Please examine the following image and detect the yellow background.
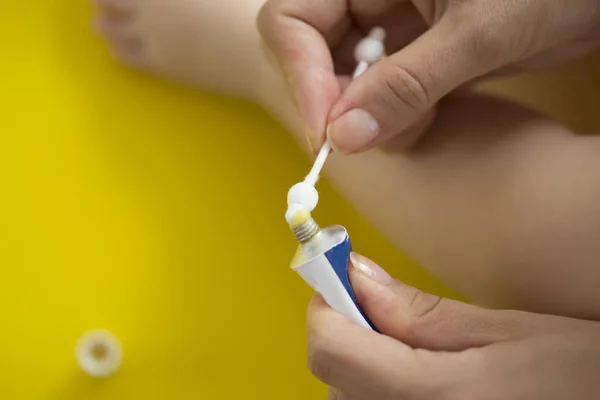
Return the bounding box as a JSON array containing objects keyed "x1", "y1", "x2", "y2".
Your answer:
[{"x1": 0, "y1": 1, "x2": 456, "y2": 399}]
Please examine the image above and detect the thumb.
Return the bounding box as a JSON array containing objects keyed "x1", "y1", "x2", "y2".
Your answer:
[
  {"x1": 349, "y1": 253, "x2": 589, "y2": 350},
  {"x1": 327, "y1": 15, "x2": 493, "y2": 153}
]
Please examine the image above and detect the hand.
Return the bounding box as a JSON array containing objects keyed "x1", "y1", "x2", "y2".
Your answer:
[
  {"x1": 258, "y1": 0, "x2": 600, "y2": 153},
  {"x1": 307, "y1": 253, "x2": 600, "y2": 399}
]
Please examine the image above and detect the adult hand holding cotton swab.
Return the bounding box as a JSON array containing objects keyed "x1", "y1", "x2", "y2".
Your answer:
[{"x1": 285, "y1": 28, "x2": 386, "y2": 224}]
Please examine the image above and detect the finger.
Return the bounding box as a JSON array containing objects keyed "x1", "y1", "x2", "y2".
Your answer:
[
  {"x1": 327, "y1": 9, "x2": 504, "y2": 153},
  {"x1": 349, "y1": 253, "x2": 594, "y2": 351},
  {"x1": 91, "y1": 0, "x2": 136, "y2": 22},
  {"x1": 307, "y1": 295, "x2": 472, "y2": 399},
  {"x1": 328, "y1": 387, "x2": 360, "y2": 400},
  {"x1": 328, "y1": 387, "x2": 340, "y2": 400},
  {"x1": 332, "y1": 2, "x2": 427, "y2": 69},
  {"x1": 257, "y1": 0, "x2": 350, "y2": 149}
]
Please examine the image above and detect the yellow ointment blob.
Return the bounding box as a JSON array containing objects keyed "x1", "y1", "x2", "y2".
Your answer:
[
  {"x1": 289, "y1": 210, "x2": 312, "y2": 267},
  {"x1": 290, "y1": 209, "x2": 311, "y2": 229},
  {"x1": 290, "y1": 248, "x2": 305, "y2": 267}
]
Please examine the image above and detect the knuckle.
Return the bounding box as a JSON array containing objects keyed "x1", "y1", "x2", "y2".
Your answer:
[
  {"x1": 401, "y1": 286, "x2": 446, "y2": 344},
  {"x1": 256, "y1": 0, "x2": 290, "y2": 42},
  {"x1": 443, "y1": 351, "x2": 492, "y2": 399},
  {"x1": 418, "y1": 348, "x2": 486, "y2": 400},
  {"x1": 307, "y1": 335, "x2": 335, "y2": 384},
  {"x1": 377, "y1": 62, "x2": 431, "y2": 114},
  {"x1": 444, "y1": 4, "x2": 526, "y2": 67},
  {"x1": 256, "y1": 0, "x2": 278, "y2": 36},
  {"x1": 408, "y1": 288, "x2": 444, "y2": 323}
]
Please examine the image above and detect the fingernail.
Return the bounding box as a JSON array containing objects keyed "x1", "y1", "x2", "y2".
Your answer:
[
  {"x1": 325, "y1": 125, "x2": 341, "y2": 153},
  {"x1": 281, "y1": 68, "x2": 303, "y2": 116},
  {"x1": 329, "y1": 109, "x2": 380, "y2": 153},
  {"x1": 304, "y1": 126, "x2": 316, "y2": 154},
  {"x1": 284, "y1": 74, "x2": 319, "y2": 155},
  {"x1": 350, "y1": 253, "x2": 392, "y2": 285}
]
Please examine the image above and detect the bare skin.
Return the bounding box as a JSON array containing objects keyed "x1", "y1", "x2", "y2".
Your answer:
[{"x1": 93, "y1": 0, "x2": 600, "y2": 319}]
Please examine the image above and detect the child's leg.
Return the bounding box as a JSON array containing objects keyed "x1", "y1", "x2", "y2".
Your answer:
[
  {"x1": 94, "y1": 0, "x2": 600, "y2": 319},
  {"x1": 477, "y1": 53, "x2": 600, "y2": 134},
  {"x1": 263, "y1": 70, "x2": 600, "y2": 321},
  {"x1": 93, "y1": 0, "x2": 266, "y2": 99}
]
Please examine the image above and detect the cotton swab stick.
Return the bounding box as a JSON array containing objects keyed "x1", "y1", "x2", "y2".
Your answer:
[{"x1": 285, "y1": 27, "x2": 386, "y2": 223}]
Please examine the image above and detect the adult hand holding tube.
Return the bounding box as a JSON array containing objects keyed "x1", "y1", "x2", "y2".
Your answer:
[{"x1": 309, "y1": 253, "x2": 600, "y2": 400}]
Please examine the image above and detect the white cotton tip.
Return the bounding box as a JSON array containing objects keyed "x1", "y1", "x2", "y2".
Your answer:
[
  {"x1": 355, "y1": 28, "x2": 386, "y2": 64},
  {"x1": 76, "y1": 329, "x2": 123, "y2": 378},
  {"x1": 288, "y1": 181, "x2": 319, "y2": 211},
  {"x1": 286, "y1": 181, "x2": 319, "y2": 224},
  {"x1": 369, "y1": 27, "x2": 386, "y2": 42}
]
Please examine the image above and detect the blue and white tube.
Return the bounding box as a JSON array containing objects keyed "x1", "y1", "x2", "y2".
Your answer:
[{"x1": 290, "y1": 216, "x2": 375, "y2": 330}]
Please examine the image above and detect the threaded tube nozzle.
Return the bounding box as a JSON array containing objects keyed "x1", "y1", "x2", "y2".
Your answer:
[{"x1": 291, "y1": 217, "x2": 321, "y2": 244}]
